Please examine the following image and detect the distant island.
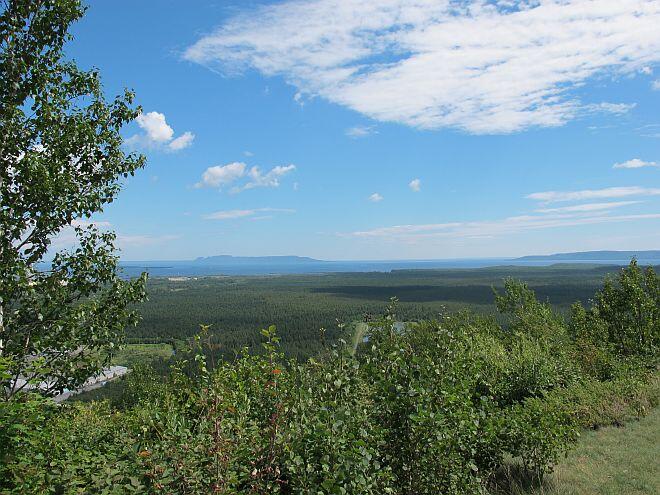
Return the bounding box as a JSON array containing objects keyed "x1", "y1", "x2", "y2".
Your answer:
[
  {"x1": 515, "y1": 250, "x2": 660, "y2": 262},
  {"x1": 176, "y1": 250, "x2": 660, "y2": 266},
  {"x1": 193, "y1": 255, "x2": 322, "y2": 265}
]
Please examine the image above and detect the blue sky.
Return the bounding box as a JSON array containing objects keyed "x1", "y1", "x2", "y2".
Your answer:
[{"x1": 62, "y1": 0, "x2": 660, "y2": 260}]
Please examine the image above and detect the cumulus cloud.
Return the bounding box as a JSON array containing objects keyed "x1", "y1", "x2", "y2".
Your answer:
[
  {"x1": 526, "y1": 186, "x2": 660, "y2": 204},
  {"x1": 653, "y1": 80, "x2": 660, "y2": 90},
  {"x1": 127, "y1": 111, "x2": 194, "y2": 152},
  {"x1": 136, "y1": 112, "x2": 173, "y2": 142},
  {"x1": 613, "y1": 158, "x2": 659, "y2": 169},
  {"x1": 195, "y1": 162, "x2": 247, "y2": 188},
  {"x1": 233, "y1": 164, "x2": 297, "y2": 193},
  {"x1": 203, "y1": 207, "x2": 296, "y2": 220},
  {"x1": 195, "y1": 162, "x2": 296, "y2": 192},
  {"x1": 184, "y1": 0, "x2": 660, "y2": 134},
  {"x1": 369, "y1": 193, "x2": 383, "y2": 202},
  {"x1": 168, "y1": 131, "x2": 195, "y2": 151},
  {"x1": 409, "y1": 178, "x2": 421, "y2": 192}
]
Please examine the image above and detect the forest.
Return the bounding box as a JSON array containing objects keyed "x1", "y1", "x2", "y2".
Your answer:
[
  {"x1": 128, "y1": 264, "x2": 639, "y2": 360},
  {"x1": 2, "y1": 260, "x2": 659, "y2": 494}
]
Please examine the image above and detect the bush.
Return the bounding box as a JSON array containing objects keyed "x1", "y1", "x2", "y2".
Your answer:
[
  {"x1": 545, "y1": 371, "x2": 660, "y2": 429},
  {"x1": 582, "y1": 260, "x2": 659, "y2": 357},
  {"x1": 2, "y1": 261, "x2": 659, "y2": 494},
  {"x1": 501, "y1": 396, "x2": 578, "y2": 473}
]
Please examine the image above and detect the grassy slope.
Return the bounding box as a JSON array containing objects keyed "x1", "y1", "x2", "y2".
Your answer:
[{"x1": 495, "y1": 407, "x2": 660, "y2": 495}]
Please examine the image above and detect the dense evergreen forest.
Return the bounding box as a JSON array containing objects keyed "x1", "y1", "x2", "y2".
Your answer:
[{"x1": 131, "y1": 264, "x2": 639, "y2": 359}]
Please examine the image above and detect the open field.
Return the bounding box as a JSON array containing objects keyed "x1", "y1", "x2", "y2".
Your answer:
[{"x1": 109, "y1": 343, "x2": 174, "y2": 368}]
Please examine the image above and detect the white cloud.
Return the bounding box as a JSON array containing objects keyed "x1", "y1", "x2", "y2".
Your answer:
[
  {"x1": 345, "y1": 212, "x2": 660, "y2": 242},
  {"x1": 70, "y1": 219, "x2": 112, "y2": 229},
  {"x1": 637, "y1": 123, "x2": 660, "y2": 138},
  {"x1": 652, "y1": 79, "x2": 660, "y2": 90},
  {"x1": 168, "y1": 131, "x2": 195, "y2": 151},
  {"x1": 409, "y1": 178, "x2": 421, "y2": 192},
  {"x1": 136, "y1": 112, "x2": 173, "y2": 143},
  {"x1": 51, "y1": 220, "x2": 178, "y2": 251},
  {"x1": 641, "y1": 66, "x2": 653, "y2": 75},
  {"x1": 195, "y1": 162, "x2": 296, "y2": 192},
  {"x1": 293, "y1": 91, "x2": 305, "y2": 105},
  {"x1": 613, "y1": 158, "x2": 659, "y2": 169},
  {"x1": 534, "y1": 201, "x2": 641, "y2": 213},
  {"x1": 231, "y1": 164, "x2": 297, "y2": 193},
  {"x1": 585, "y1": 102, "x2": 636, "y2": 115},
  {"x1": 526, "y1": 186, "x2": 660, "y2": 204},
  {"x1": 128, "y1": 111, "x2": 194, "y2": 152},
  {"x1": 116, "y1": 234, "x2": 180, "y2": 248},
  {"x1": 369, "y1": 193, "x2": 383, "y2": 202},
  {"x1": 184, "y1": 0, "x2": 660, "y2": 134},
  {"x1": 195, "y1": 162, "x2": 247, "y2": 188},
  {"x1": 345, "y1": 125, "x2": 376, "y2": 138},
  {"x1": 203, "y1": 207, "x2": 295, "y2": 220},
  {"x1": 244, "y1": 150, "x2": 254, "y2": 157}
]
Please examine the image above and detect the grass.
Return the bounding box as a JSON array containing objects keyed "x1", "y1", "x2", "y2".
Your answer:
[
  {"x1": 492, "y1": 406, "x2": 660, "y2": 494},
  {"x1": 350, "y1": 321, "x2": 369, "y2": 356},
  {"x1": 109, "y1": 343, "x2": 173, "y2": 369}
]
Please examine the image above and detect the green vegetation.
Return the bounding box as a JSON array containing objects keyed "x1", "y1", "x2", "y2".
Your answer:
[
  {"x1": 109, "y1": 343, "x2": 174, "y2": 369},
  {"x1": 1, "y1": 3, "x2": 659, "y2": 494},
  {"x1": 1, "y1": 261, "x2": 658, "y2": 494},
  {"x1": 0, "y1": 0, "x2": 147, "y2": 400},
  {"x1": 129, "y1": 264, "x2": 633, "y2": 360},
  {"x1": 493, "y1": 405, "x2": 660, "y2": 495},
  {"x1": 68, "y1": 344, "x2": 174, "y2": 404}
]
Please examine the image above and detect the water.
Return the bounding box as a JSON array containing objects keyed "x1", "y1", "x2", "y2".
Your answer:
[{"x1": 115, "y1": 256, "x2": 660, "y2": 278}]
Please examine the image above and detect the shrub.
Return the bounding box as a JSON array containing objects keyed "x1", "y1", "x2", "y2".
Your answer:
[
  {"x1": 500, "y1": 396, "x2": 578, "y2": 473},
  {"x1": 585, "y1": 260, "x2": 659, "y2": 357},
  {"x1": 2, "y1": 261, "x2": 658, "y2": 494},
  {"x1": 545, "y1": 371, "x2": 660, "y2": 429}
]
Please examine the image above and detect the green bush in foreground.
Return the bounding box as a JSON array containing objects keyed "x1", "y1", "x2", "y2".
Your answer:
[{"x1": 1, "y1": 261, "x2": 659, "y2": 494}]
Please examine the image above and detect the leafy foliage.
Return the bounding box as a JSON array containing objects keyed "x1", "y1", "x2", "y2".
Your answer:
[
  {"x1": 2, "y1": 261, "x2": 658, "y2": 494},
  {"x1": 0, "y1": 0, "x2": 147, "y2": 399},
  {"x1": 590, "y1": 260, "x2": 659, "y2": 357}
]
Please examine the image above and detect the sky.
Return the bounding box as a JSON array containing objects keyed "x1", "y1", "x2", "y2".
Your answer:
[{"x1": 61, "y1": 0, "x2": 660, "y2": 261}]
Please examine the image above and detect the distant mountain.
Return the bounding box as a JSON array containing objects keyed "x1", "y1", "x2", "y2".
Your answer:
[
  {"x1": 192, "y1": 255, "x2": 325, "y2": 265},
  {"x1": 516, "y1": 250, "x2": 660, "y2": 262},
  {"x1": 112, "y1": 251, "x2": 660, "y2": 278}
]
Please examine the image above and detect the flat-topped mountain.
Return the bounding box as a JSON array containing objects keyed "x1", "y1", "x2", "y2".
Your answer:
[{"x1": 193, "y1": 255, "x2": 324, "y2": 265}]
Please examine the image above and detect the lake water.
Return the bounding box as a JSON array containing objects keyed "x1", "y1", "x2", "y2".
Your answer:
[{"x1": 115, "y1": 257, "x2": 660, "y2": 278}]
